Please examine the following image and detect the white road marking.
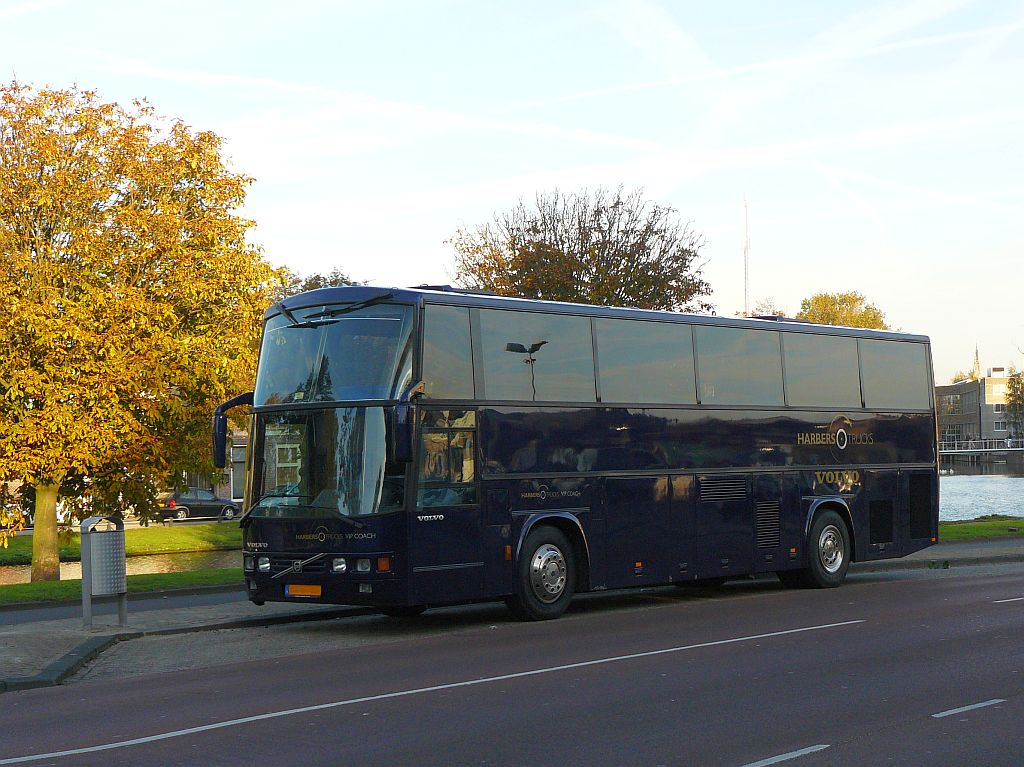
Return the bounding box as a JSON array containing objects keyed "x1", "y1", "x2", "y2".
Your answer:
[
  {"x1": 0, "y1": 619, "x2": 865, "y2": 765},
  {"x1": 931, "y1": 699, "x2": 1006, "y2": 718},
  {"x1": 992, "y1": 597, "x2": 1024, "y2": 603},
  {"x1": 739, "y1": 744, "x2": 830, "y2": 767}
]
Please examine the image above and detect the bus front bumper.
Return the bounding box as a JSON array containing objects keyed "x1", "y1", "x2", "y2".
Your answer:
[{"x1": 245, "y1": 574, "x2": 408, "y2": 607}]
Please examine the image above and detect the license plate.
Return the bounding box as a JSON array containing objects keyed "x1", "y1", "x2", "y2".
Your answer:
[{"x1": 285, "y1": 584, "x2": 322, "y2": 598}]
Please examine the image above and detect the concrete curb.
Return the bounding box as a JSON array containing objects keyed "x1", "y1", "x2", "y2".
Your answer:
[
  {"x1": 851, "y1": 552, "x2": 1024, "y2": 573},
  {"x1": 0, "y1": 634, "x2": 133, "y2": 693}
]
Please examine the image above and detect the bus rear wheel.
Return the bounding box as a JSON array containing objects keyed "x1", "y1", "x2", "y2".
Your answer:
[
  {"x1": 787, "y1": 510, "x2": 850, "y2": 588},
  {"x1": 506, "y1": 526, "x2": 576, "y2": 621}
]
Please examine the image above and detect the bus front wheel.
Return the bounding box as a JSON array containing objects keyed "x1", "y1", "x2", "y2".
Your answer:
[{"x1": 506, "y1": 527, "x2": 576, "y2": 621}]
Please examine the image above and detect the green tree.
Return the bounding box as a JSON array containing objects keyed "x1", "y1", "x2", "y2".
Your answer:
[
  {"x1": 795, "y1": 291, "x2": 888, "y2": 329},
  {"x1": 1007, "y1": 368, "x2": 1024, "y2": 439},
  {"x1": 0, "y1": 82, "x2": 277, "y2": 579},
  {"x1": 451, "y1": 186, "x2": 713, "y2": 312}
]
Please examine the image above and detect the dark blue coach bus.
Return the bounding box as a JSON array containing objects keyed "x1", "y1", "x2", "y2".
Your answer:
[{"x1": 213, "y1": 285, "x2": 938, "y2": 620}]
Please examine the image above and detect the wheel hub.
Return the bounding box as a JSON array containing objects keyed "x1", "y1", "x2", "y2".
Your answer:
[
  {"x1": 529, "y1": 544, "x2": 567, "y2": 603},
  {"x1": 818, "y1": 525, "x2": 844, "y2": 573}
]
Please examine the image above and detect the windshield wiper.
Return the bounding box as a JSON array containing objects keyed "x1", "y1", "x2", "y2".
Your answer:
[
  {"x1": 241, "y1": 502, "x2": 367, "y2": 530},
  {"x1": 271, "y1": 301, "x2": 339, "y2": 329},
  {"x1": 304, "y1": 290, "x2": 396, "y2": 320},
  {"x1": 272, "y1": 300, "x2": 299, "y2": 325}
]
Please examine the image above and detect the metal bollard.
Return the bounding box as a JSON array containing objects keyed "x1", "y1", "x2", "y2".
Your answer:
[{"x1": 81, "y1": 516, "x2": 128, "y2": 629}]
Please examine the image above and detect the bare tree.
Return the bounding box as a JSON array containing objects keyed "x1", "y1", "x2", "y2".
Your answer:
[
  {"x1": 752, "y1": 297, "x2": 786, "y2": 317},
  {"x1": 275, "y1": 267, "x2": 356, "y2": 300},
  {"x1": 452, "y1": 187, "x2": 713, "y2": 312}
]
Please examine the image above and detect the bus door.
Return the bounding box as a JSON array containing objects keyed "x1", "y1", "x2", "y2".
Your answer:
[
  {"x1": 696, "y1": 474, "x2": 754, "y2": 579},
  {"x1": 669, "y1": 476, "x2": 697, "y2": 583},
  {"x1": 604, "y1": 477, "x2": 672, "y2": 588},
  {"x1": 409, "y1": 410, "x2": 483, "y2": 603}
]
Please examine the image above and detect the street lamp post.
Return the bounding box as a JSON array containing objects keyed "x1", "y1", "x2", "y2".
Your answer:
[{"x1": 505, "y1": 341, "x2": 548, "y2": 401}]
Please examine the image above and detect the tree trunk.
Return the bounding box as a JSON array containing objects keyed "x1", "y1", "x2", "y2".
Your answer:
[{"x1": 30, "y1": 483, "x2": 61, "y2": 582}]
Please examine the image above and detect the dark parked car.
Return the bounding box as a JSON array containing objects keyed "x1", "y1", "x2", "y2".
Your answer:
[{"x1": 156, "y1": 488, "x2": 240, "y2": 521}]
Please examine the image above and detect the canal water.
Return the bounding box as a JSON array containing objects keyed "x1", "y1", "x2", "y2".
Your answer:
[
  {"x1": 0, "y1": 549, "x2": 239, "y2": 587},
  {"x1": 939, "y1": 460, "x2": 1024, "y2": 521}
]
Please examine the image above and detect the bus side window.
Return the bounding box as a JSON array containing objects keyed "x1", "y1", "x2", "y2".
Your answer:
[
  {"x1": 420, "y1": 432, "x2": 450, "y2": 482},
  {"x1": 450, "y1": 430, "x2": 475, "y2": 482},
  {"x1": 418, "y1": 411, "x2": 477, "y2": 507},
  {"x1": 422, "y1": 305, "x2": 474, "y2": 399}
]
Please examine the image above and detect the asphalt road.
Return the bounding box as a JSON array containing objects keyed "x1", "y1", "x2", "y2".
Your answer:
[{"x1": 1, "y1": 565, "x2": 1022, "y2": 767}]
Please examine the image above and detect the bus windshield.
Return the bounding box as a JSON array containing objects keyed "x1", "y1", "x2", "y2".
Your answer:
[
  {"x1": 253, "y1": 303, "x2": 413, "y2": 406},
  {"x1": 249, "y1": 407, "x2": 405, "y2": 519}
]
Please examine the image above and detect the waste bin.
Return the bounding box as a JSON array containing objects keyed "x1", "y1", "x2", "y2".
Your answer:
[{"x1": 81, "y1": 516, "x2": 127, "y2": 629}]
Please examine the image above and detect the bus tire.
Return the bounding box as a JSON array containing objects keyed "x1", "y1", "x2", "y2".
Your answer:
[
  {"x1": 380, "y1": 605, "x2": 427, "y2": 618},
  {"x1": 803, "y1": 510, "x2": 850, "y2": 588},
  {"x1": 506, "y1": 526, "x2": 576, "y2": 621}
]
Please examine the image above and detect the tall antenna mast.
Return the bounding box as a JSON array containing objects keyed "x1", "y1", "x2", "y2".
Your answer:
[{"x1": 743, "y1": 195, "x2": 750, "y2": 317}]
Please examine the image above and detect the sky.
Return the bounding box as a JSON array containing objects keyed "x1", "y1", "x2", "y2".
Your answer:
[{"x1": 2, "y1": 0, "x2": 1022, "y2": 382}]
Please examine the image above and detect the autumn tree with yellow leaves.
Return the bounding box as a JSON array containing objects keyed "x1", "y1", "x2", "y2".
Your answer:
[
  {"x1": 0, "y1": 82, "x2": 277, "y2": 580},
  {"x1": 452, "y1": 187, "x2": 713, "y2": 312},
  {"x1": 795, "y1": 291, "x2": 889, "y2": 329}
]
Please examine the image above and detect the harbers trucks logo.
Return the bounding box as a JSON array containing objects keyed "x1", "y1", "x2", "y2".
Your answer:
[
  {"x1": 520, "y1": 484, "x2": 583, "y2": 501},
  {"x1": 797, "y1": 416, "x2": 874, "y2": 460}
]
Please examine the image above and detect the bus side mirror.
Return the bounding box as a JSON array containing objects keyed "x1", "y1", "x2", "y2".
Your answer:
[
  {"x1": 388, "y1": 381, "x2": 423, "y2": 464},
  {"x1": 212, "y1": 413, "x2": 229, "y2": 468},
  {"x1": 389, "y1": 404, "x2": 414, "y2": 464},
  {"x1": 212, "y1": 391, "x2": 254, "y2": 469}
]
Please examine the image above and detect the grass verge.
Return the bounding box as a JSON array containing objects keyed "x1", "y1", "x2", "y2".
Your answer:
[
  {"x1": 0, "y1": 523, "x2": 243, "y2": 566},
  {"x1": 0, "y1": 567, "x2": 243, "y2": 606},
  {"x1": 938, "y1": 515, "x2": 1024, "y2": 542}
]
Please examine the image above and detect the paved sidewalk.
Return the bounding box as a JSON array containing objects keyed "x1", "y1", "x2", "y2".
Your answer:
[
  {"x1": 851, "y1": 537, "x2": 1024, "y2": 571},
  {"x1": 0, "y1": 598, "x2": 368, "y2": 693},
  {"x1": 2, "y1": 538, "x2": 1022, "y2": 693}
]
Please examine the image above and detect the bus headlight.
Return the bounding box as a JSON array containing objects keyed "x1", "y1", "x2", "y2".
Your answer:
[
  {"x1": 243, "y1": 556, "x2": 254, "y2": 572},
  {"x1": 356, "y1": 558, "x2": 371, "y2": 573},
  {"x1": 332, "y1": 558, "x2": 347, "y2": 573},
  {"x1": 257, "y1": 556, "x2": 271, "y2": 573}
]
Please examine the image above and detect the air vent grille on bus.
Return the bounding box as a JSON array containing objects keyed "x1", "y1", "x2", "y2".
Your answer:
[
  {"x1": 699, "y1": 476, "x2": 747, "y2": 502},
  {"x1": 755, "y1": 500, "x2": 781, "y2": 548}
]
